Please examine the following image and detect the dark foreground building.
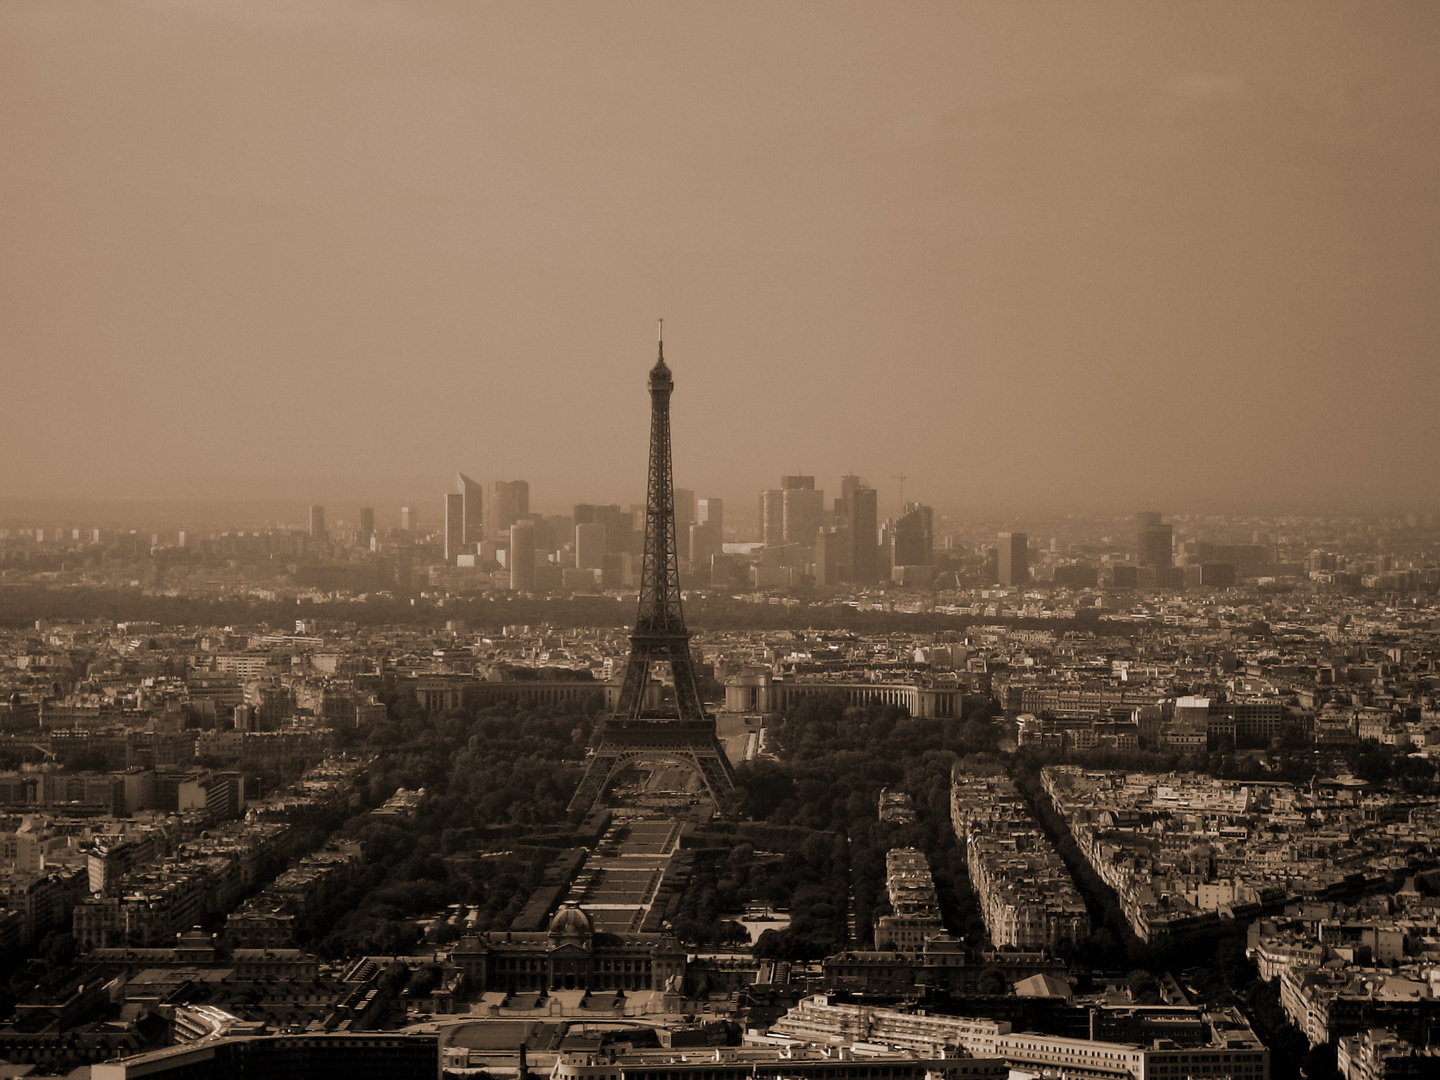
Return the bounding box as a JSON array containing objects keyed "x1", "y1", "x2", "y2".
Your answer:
[
  {"x1": 90, "y1": 1033, "x2": 438, "y2": 1080},
  {"x1": 452, "y1": 902, "x2": 686, "y2": 993}
]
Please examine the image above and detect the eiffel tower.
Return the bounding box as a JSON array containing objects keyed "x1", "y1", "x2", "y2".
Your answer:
[{"x1": 567, "y1": 324, "x2": 737, "y2": 816}]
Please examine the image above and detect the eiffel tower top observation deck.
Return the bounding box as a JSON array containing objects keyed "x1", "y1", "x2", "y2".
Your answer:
[{"x1": 567, "y1": 324, "x2": 736, "y2": 815}]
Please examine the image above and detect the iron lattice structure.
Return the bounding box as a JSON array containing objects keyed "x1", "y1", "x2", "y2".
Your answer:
[{"x1": 568, "y1": 333, "x2": 737, "y2": 815}]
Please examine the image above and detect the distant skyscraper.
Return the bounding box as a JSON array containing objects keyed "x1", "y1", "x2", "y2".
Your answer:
[
  {"x1": 893, "y1": 502, "x2": 933, "y2": 567},
  {"x1": 688, "y1": 522, "x2": 719, "y2": 574},
  {"x1": 759, "y1": 489, "x2": 785, "y2": 546},
  {"x1": 491, "y1": 480, "x2": 529, "y2": 540},
  {"x1": 999, "y1": 531, "x2": 1029, "y2": 586},
  {"x1": 838, "y1": 476, "x2": 878, "y2": 583},
  {"x1": 697, "y1": 497, "x2": 723, "y2": 536},
  {"x1": 688, "y1": 497, "x2": 723, "y2": 575},
  {"x1": 358, "y1": 507, "x2": 375, "y2": 544},
  {"x1": 509, "y1": 520, "x2": 536, "y2": 591},
  {"x1": 814, "y1": 527, "x2": 845, "y2": 586},
  {"x1": 782, "y1": 486, "x2": 824, "y2": 549},
  {"x1": 400, "y1": 506, "x2": 415, "y2": 532},
  {"x1": 457, "y1": 473, "x2": 483, "y2": 546},
  {"x1": 1137, "y1": 511, "x2": 1174, "y2": 567},
  {"x1": 444, "y1": 493, "x2": 465, "y2": 563},
  {"x1": 762, "y1": 475, "x2": 822, "y2": 551},
  {"x1": 309, "y1": 505, "x2": 326, "y2": 542},
  {"x1": 575, "y1": 522, "x2": 606, "y2": 570},
  {"x1": 576, "y1": 504, "x2": 634, "y2": 556},
  {"x1": 673, "y1": 488, "x2": 696, "y2": 534}
]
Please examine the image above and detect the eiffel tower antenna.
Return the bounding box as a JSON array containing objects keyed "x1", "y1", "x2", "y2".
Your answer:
[{"x1": 568, "y1": 328, "x2": 737, "y2": 817}]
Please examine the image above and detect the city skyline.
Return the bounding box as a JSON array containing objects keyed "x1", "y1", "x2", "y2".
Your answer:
[
  {"x1": 4, "y1": 2, "x2": 1438, "y2": 515},
  {"x1": 2, "y1": 488, "x2": 1437, "y2": 539}
]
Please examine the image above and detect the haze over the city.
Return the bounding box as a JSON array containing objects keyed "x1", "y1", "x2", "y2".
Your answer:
[{"x1": 3, "y1": 1, "x2": 1437, "y2": 515}]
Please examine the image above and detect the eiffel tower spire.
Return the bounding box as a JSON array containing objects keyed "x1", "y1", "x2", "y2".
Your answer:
[{"x1": 567, "y1": 328, "x2": 736, "y2": 816}]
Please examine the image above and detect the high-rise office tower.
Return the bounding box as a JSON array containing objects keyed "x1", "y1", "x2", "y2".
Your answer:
[
  {"x1": 893, "y1": 502, "x2": 934, "y2": 567},
  {"x1": 673, "y1": 488, "x2": 696, "y2": 534},
  {"x1": 697, "y1": 497, "x2": 723, "y2": 537},
  {"x1": 358, "y1": 507, "x2": 375, "y2": 545},
  {"x1": 1137, "y1": 511, "x2": 1174, "y2": 567},
  {"x1": 509, "y1": 521, "x2": 536, "y2": 591},
  {"x1": 444, "y1": 493, "x2": 465, "y2": 563},
  {"x1": 309, "y1": 505, "x2": 326, "y2": 542},
  {"x1": 491, "y1": 480, "x2": 530, "y2": 540},
  {"x1": 814, "y1": 527, "x2": 845, "y2": 586},
  {"x1": 761, "y1": 475, "x2": 822, "y2": 551},
  {"x1": 400, "y1": 506, "x2": 415, "y2": 532},
  {"x1": 688, "y1": 521, "x2": 720, "y2": 573},
  {"x1": 852, "y1": 486, "x2": 880, "y2": 582},
  {"x1": 781, "y1": 480, "x2": 825, "y2": 549},
  {"x1": 759, "y1": 489, "x2": 784, "y2": 546},
  {"x1": 575, "y1": 522, "x2": 606, "y2": 570},
  {"x1": 998, "y1": 531, "x2": 1029, "y2": 586},
  {"x1": 521, "y1": 513, "x2": 560, "y2": 557},
  {"x1": 688, "y1": 497, "x2": 723, "y2": 575},
  {"x1": 837, "y1": 476, "x2": 878, "y2": 583},
  {"x1": 457, "y1": 473, "x2": 483, "y2": 546},
  {"x1": 576, "y1": 504, "x2": 634, "y2": 556}
]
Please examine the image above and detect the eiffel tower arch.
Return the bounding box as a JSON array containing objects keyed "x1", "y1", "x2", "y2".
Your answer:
[{"x1": 568, "y1": 326, "x2": 737, "y2": 816}]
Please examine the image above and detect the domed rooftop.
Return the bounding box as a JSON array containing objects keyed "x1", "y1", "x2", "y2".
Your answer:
[{"x1": 548, "y1": 902, "x2": 594, "y2": 938}]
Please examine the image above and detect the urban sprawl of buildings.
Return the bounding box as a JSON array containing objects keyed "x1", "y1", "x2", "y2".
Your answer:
[{"x1": 0, "y1": 495, "x2": 1438, "y2": 1078}]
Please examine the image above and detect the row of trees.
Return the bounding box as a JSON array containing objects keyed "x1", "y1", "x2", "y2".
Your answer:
[
  {"x1": 299, "y1": 695, "x2": 604, "y2": 958},
  {"x1": 0, "y1": 583, "x2": 1132, "y2": 638},
  {"x1": 311, "y1": 690, "x2": 991, "y2": 961},
  {"x1": 722, "y1": 692, "x2": 1002, "y2": 959}
]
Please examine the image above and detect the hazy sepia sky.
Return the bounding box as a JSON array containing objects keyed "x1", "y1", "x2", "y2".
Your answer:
[{"x1": 3, "y1": 1, "x2": 1437, "y2": 519}]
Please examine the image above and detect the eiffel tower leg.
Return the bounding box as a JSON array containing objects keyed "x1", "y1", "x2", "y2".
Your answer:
[
  {"x1": 616, "y1": 655, "x2": 651, "y2": 719},
  {"x1": 680, "y1": 750, "x2": 728, "y2": 807},
  {"x1": 568, "y1": 750, "x2": 622, "y2": 816},
  {"x1": 665, "y1": 640, "x2": 707, "y2": 723}
]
